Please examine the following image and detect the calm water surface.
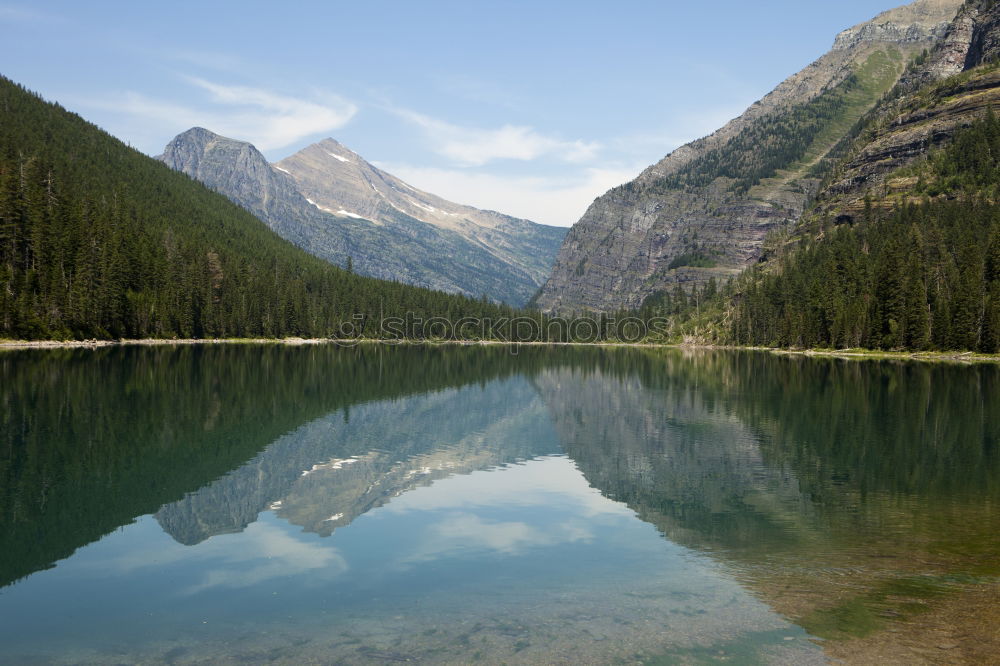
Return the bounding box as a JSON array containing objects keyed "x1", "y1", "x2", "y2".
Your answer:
[{"x1": 1, "y1": 345, "x2": 998, "y2": 664}]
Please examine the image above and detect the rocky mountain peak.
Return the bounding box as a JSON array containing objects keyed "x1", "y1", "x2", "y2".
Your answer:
[
  {"x1": 161, "y1": 129, "x2": 566, "y2": 306},
  {"x1": 160, "y1": 127, "x2": 303, "y2": 224},
  {"x1": 833, "y1": 0, "x2": 960, "y2": 51},
  {"x1": 315, "y1": 137, "x2": 360, "y2": 159},
  {"x1": 163, "y1": 127, "x2": 260, "y2": 167},
  {"x1": 166, "y1": 126, "x2": 215, "y2": 147}
]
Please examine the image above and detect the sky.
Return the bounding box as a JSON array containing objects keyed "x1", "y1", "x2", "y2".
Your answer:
[{"x1": 1, "y1": 1, "x2": 918, "y2": 227}]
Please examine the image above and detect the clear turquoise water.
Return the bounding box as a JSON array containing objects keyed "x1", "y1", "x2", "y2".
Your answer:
[{"x1": 1, "y1": 345, "x2": 997, "y2": 664}]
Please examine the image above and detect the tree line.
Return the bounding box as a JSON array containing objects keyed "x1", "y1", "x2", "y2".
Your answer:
[
  {"x1": 0, "y1": 145, "x2": 528, "y2": 340},
  {"x1": 724, "y1": 110, "x2": 1000, "y2": 352}
]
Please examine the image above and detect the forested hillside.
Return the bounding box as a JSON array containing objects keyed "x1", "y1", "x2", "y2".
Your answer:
[
  {"x1": 654, "y1": 59, "x2": 897, "y2": 197},
  {"x1": 642, "y1": 0, "x2": 1000, "y2": 353},
  {"x1": 729, "y1": 111, "x2": 1000, "y2": 351},
  {"x1": 0, "y1": 77, "x2": 522, "y2": 340}
]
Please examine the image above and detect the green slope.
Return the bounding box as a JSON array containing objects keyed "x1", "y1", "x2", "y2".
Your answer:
[
  {"x1": 728, "y1": 110, "x2": 1000, "y2": 352},
  {"x1": 652, "y1": 48, "x2": 910, "y2": 199}
]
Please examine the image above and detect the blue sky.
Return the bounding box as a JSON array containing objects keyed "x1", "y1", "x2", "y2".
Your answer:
[{"x1": 2, "y1": 1, "x2": 921, "y2": 226}]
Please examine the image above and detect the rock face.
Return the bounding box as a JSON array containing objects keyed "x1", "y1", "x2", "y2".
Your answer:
[
  {"x1": 818, "y1": 0, "x2": 1000, "y2": 214},
  {"x1": 161, "y1": 130, "x2": 566, "y2": 306},
  {"x1": 820, "y1": 72, "x2": 1000, "y2": 214},
  {"x1": 833, "y1": 0, "x2": 966, "y2": 50},
  {"x1": 158, "y1": 127, "x2": 340, "y2": 253},
  {"x1": 278, "y1": 139, "x2": 567, "y2": 302},
  {"x1": 908, "y1": 0, "x2": 1000, "y2": 82},
  {"x1": 534, "y1": 0, "x2": 962, "y2": 314}
]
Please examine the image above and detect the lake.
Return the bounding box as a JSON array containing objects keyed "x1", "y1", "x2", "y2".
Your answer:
[{"x1": 1, "y1": 344, "x2": 997, "y2": 664}]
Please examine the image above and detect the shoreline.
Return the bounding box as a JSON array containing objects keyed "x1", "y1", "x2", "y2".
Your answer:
[
  {"x1": 683, "y1": 343, "x2": 1000, "y2": 364},
  {"x1": 0, "y1": 338, "x2": 672, "y2": 351},
  {"x1": 2, "y1": 337, "x2": 1000, "y2": 363}
]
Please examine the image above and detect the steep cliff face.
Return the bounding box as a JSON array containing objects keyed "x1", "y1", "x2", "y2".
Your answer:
[
  {"x1": 161, "y1": 130, "x2": 566, "y2": 306},
  {"x1": 906, "y1": 0, "x2": 1000, "y2": 81},
  {"x1": 698, "y1": 1, "x2": 1000, "y2": 352},
  {"x1": 534, "y1": 0, "x2": 962, "y2": 313},
  {"x1": 817, "y1": 0, "x2": 1000, "y2": 214}
]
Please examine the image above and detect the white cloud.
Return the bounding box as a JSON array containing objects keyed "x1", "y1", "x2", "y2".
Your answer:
[
  {"x1": 371, "y1": 102, "x2": 750, "y2": 227},
  {"x1": 181, "y1": 523, "x2": 348, "y2": 595},
  {"x1": 76, "y1": 77, "x2": 357, "y2": 152},
  {"x1": 402, "y1": 513, "x2": 592, "y2": 563},
  {"x1": 391, "y1": 107, "x2": 600, "y2": 167},
  {"x1": 99, "y1": 520, "x2": 348, "y2": 596},
  {"x1": 187, "y1": 77, "x2": 357, "y2": 148},
  {"x1": 376, "y1": 162, "x2": 642, "y2": 227}
]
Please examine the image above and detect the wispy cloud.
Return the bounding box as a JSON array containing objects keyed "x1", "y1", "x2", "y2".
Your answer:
[
  {"x1": 160, "y1": 48, "x2": 246, "y2": 73},
  {"x1": 76, "y1": 76, "x2": 357, "y2": 152},
  {"x1": 0, "y1": 4, "x2": 57, "y2": 23},
  {"x1": 610, "y1": 105, "x2": 748, "y2": 163},
  {"x1": 390, "y1": 107, "x2": 600, "y2": 167},
  {"x1": 431, "y1": 74, "x2": 525, "y2": 111},
  {"x1": 376, "y1": 162, "x2": 642, "y2": 227},
  {"x1": 186, "y1": 77, "x2": 357, "y2": 147},
  {"x1": 371, "y1": 101, "x2": 736, "y2": 226}
]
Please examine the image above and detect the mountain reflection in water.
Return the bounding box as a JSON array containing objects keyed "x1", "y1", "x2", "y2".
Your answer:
[{"x1": 1, "y1": 345, "x2": 997, "y2": 664}]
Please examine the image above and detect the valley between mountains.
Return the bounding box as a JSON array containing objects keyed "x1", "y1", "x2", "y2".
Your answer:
[
  {"x1": 6, "y1": 3, "x2": 1000, "y2": 665},
  {"x1": 8, "y1": 0, "x2": 1000, "y2": 356}
]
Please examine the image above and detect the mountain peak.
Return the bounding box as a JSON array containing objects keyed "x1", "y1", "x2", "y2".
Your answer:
[
  {"x1": 169, "y1": 126, "x2": 230, "y2": 147},
  {"x1": 180, "y1": 126, "x2": 218, "y2": 138},
  {"x1": 160, "y1": 127, "x2": 303, "y2": 226},
  {"x1": 162, "y1": 129, "x2": 567, "y2": 306},
  {"x1": 300, "y1": 137, "x2": 363, "y2": 166},
  {"x1": 832, "y1": 0, "x2": 959, "y2": 51},
  {"x1": 163, "y1": 126, "x2": 258, "y2": 158},
  {"x1": 317, "y1": 137, "x2": 347, "y2": 148},
  {"x1": 535, "y1": 0, "x2": 963, "y2": 314}
]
